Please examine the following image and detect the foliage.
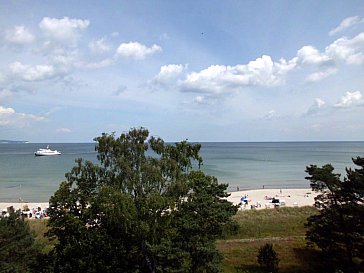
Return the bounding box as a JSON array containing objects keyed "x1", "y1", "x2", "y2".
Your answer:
[
  {"x1": 305, "y1": 157, "x2": 364, "y2": 273},
  {"x1": 257, "y1": 243, "x2": 279, "y2": 273},
  {"x1": 45, "y1": 127, "x2": 237, "y2": 272},
  {"x1": 0, "y1": 209, "x2": 41, "y2": 273}
]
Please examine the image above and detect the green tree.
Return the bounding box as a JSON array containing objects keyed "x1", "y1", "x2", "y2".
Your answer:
[
  {"x1": 0, "y1": 209, "x2": 40, "y2": 273},
  {"x1": 46, "y1": 128, "x2": 237, "y2": 272},
  {"x1": 305, "y1": 157, "x2": 364, "y2": 273}
]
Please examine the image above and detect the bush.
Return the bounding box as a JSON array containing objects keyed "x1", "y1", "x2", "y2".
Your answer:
[{"x1": 257, "y1": 243, "x2": 279, "y2": 273}]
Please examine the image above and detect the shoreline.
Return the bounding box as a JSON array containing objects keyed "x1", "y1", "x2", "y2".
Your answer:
[{"x1": 0, "y1": 188, "x2": 318, "y2": 212}]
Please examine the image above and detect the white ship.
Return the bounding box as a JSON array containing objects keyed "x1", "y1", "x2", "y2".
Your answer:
[{"x1": 34, "y1": 146, "x2": 61, "y2": 156}]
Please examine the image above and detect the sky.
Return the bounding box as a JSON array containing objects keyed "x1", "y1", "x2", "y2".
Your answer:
[{"x1": 1, "y1": 1, "x2": 364, "y2": 142}]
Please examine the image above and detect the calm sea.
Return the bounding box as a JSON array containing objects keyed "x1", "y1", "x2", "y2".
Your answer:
[{"x1": 0, "y1": 142, "x2": 364, "y2": 202}]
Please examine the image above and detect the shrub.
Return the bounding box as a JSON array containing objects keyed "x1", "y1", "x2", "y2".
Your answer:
[{"x1": 257, "y1": 243, "x2": 279, "y2": 273}]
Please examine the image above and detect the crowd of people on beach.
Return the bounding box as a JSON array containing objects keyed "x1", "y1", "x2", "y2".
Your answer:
[{"x1": 1, "y1": 204, "x2": 49, "y2": 219}]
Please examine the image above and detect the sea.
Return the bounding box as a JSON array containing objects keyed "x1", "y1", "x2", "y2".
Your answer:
[{"x1": 1, "y1": 142, "x2": 364, "y2": 202}]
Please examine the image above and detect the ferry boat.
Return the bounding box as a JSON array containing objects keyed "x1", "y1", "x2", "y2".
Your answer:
[{"x1": 34, "y1": 146, "x2": 61, "y2": 156}]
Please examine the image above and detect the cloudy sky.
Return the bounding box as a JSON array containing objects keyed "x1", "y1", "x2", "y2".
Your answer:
[{"x1": 1, "y1": 1, "x2": 364, "y2": 142}]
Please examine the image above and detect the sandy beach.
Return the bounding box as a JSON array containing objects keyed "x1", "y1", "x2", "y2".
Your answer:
[
  {"x1": 0, "y1": 188, "x2": 318, "y2": 214},
  {"x1": 1, "y1": 202, "x2": 49, "y2": 212},
  {"x1": 227, "y1": 188, "x2": 318, "y2": 209}
]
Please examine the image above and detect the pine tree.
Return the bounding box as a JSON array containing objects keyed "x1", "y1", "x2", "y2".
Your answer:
[{"x1": 305, "y1": 157, "x2": 364, "y2": 273}]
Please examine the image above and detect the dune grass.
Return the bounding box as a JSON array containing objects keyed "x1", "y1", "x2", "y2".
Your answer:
[
  {"x1": 219, "y1": 206, "x2": 320, "y2": 273},
  {"x1": 228, "y1": 206, "x2": 317, "y2": 239}
]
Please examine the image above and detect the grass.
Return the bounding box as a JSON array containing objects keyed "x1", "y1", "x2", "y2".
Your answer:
[
  {"x1": 27, "y1": 219, "x2": 55, "y2": 253},
  {"x1": 219, "y1": 206, "x2": 321, "y2": 273},
  {"x1": 228, "y1": 206, "x2": 317, "y2": 239}
]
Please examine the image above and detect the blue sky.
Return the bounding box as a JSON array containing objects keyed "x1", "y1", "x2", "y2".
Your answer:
[{"x1": 1, "y1": 1, "x2": 364, "y2": 142}]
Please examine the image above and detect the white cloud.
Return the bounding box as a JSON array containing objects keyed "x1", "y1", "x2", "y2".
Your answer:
[
  {"x1": 296, "y1": 45, "x2": 332, "y2": 65},
  {"x1": 56, "y1": 127, "x2": 72, "y2": 133},
  {"x1": 89, "y1": 38, "x2": 111, "y2": 53},
  {"x1": 4, "y1": 25, "x2": 35, "y2": 44},
  {"x1": 50, "y1": 50, "x2": 80, "y2": 67},
  {"x1": 0, "y1": 106, "x2": 45, "y2": 127},
  {"x1": 180, "y1": 55, "x2": 294, "y2": 94},
  {"x1": 325, "y1": 32, "x2": 364, "y2": 64},
  {"x1": 116, "y1": 42, "x2": 162, "y2": 60},
  {"x1": 304, "y1": 98, "x2": 326, "y2": 116},
  {"x1": 0, "y1": 106, "x2": 15, "y2": 115},
  {"x1": 9, "y1": 62, "x2": 55, "y2": 81},
  {"x1": 315, "y1": 98, "x2": 326, "y2": 108},
  {"x1": 305, "y1": 68, "x2": 337, "y2": 82},
  {"x1": 335, "y1": 91, "x2": 362, "y2": 107},
  {"x1": 39, "y1": 17, "x2": 89, "y2": 45},
  {"x1": 152, "y1": 64, "x2": 185, "y2": 85},
  {"x1": 329, "y1": 16, "x2": 362, "y2": 36}
]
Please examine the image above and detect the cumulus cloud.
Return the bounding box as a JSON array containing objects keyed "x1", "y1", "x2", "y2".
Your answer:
[
  {"x1": 116, "y1": 42, "x2": 162, "y2": 60},
  {"x1": 335, "y1": 91, "x2": 362, "y2": 107},
  {"x1": 39, "y1": 17, "x2": 89, "y2": 45},
  {"x1": 4, "y1": 25, "x2": 35, "y2": 44},
  {"x1": 329, "y1": 16, "x2": 363, "y2": 36},
  {"x1": 9, "y1": 62, "x2": 55, "y2": 81},
  {"x1": 154, "y1": 28, "x2": 364, "y2": 95},
  {"x1": 296, "y1": 45, "x2": 332, "y2": 65},
  {"x1": 180, "y1": 55, "x2": 295, "y2": 94},
  {"x1": 325, "y1": 32, "x2": 364, "y2": 64},
  {"x1": 0, "y1": 105, "x2": 45, "y2": 127},
  {"x1": 152, "y1": 64, "x2": 185, "y2": 85},
  {"x1": 89, "y1": 38, "x2": 111, "y2": 53}
]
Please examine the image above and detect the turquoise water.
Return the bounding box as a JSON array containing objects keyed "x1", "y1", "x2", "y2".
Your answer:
[{"x1": 0, "y1": 142, "x2": 364, "y2": 202}]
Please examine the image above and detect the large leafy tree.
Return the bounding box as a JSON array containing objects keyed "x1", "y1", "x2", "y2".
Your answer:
[
  {"x1": 305, "y1": 157, "x2": 364, "y2": 273},
  {"x1": 46, "y1": 128, "x2": 237, "y2": 272}
]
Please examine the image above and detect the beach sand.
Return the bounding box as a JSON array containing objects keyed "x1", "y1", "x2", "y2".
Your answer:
[
  {"x1": 0, "y1": 188, "x2": 318, "y2": 213},
  {"x1": 0, "y1": 202, "x2": 49, "y2": 212},
  {"x1": 228, "y1": 188, "x2": 318, "y2": 209}
]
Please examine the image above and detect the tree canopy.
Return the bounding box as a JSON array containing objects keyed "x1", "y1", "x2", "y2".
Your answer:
[
  {"x1": 305, "y1": 157, "x2": 364, "y2": 273},
  {"x1": 45, "y1": 128, "x2": 237, "y2": 272}
]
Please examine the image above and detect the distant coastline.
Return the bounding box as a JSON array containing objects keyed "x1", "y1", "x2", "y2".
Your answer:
[{"x1": 0, "y1": 140, "x2": 29, "y2": 144}]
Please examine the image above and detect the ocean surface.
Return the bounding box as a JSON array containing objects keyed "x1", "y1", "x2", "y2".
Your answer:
[{"x1": 1, "y1": 142, "x2": 364, "y2": 202}]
